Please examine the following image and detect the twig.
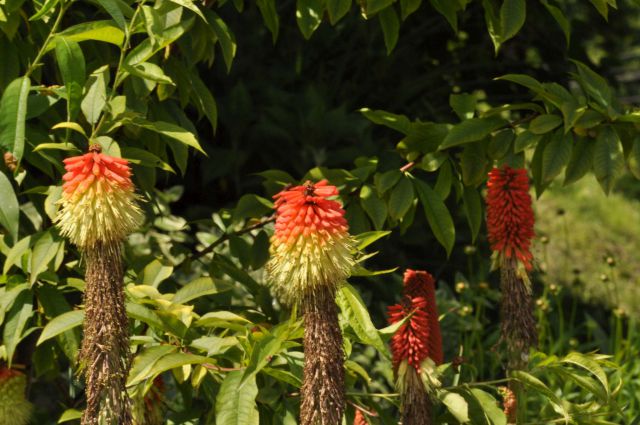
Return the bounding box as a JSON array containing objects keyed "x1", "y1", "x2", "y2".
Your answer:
[{"x1": 191, "y1": 215, "x2": 276, "y2": 261}]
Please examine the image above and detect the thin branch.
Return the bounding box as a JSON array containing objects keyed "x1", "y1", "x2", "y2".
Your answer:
[{"x1": 191, "y1": 215, "x2": 276, "y2": 261}]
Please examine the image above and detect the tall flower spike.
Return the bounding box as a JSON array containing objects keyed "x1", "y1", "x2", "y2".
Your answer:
[
  {"x1": 388, "y1": 269, "x2": 443, "y2": 372},
  {"x1": 56, "y1": 144, "x2": 143, "y2": 248},
  {"x1": 267, "y1": 179, "x2": 354, "y2": 305},
  {"x1": 0, "y1": 367, "x2": 33, "y2": 425},
  {"x1": 486, "y1": 165, "x2": 535, "y2": 270}
]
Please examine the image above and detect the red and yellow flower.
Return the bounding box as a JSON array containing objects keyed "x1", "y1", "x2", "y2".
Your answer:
[
  {"x1": 56, "y1": 145, "x2": 143, "y2": 248},
  {"x1": 486, "y1": 166, "x2": 535, "y2": 270},
  {"x1": 267, "y1": 180, "x2": 354, "y2": 305},
  {"x1": 388, "y1": 269, "x2": 443, "y2": 372}
]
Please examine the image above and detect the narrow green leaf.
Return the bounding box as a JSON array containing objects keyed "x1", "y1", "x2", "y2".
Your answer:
[
  {"x1": 81, "y1": 65, "x2": 109, "y2": 125},
  {"x1": 55, "y1": 37, "x2": 86, "y2": 121},
  {"x1": 127, "y1": 345, "x2": 177, "y2": 386},
  {"x1": 3, "y1": 289, "x2": 33, "y2": 367},
  {"x1": 327, "y1": 0, "x2": 351, "y2": 23},
  {"x1": 561, "y1": 352, "x2": 609, "y2": 398},
  {"x1": 564, "y1": 137, "x2": 594, "y2": 185},
  {"x1": 29, "y1": 231, "x2": 62, "y2": 286},
  {"x1": 122, "y1": 147, "x2": 175, "y2": 173},
  {"x1": 461, "y1": 142, "x2": 488, "y2": 186},
  {"x1": 124, "y1": 117, "x2": 205, "y2": 154},
  {"x1": 167, "y1": 0, "x2": 207, "y2": 22},
  {"x1": 462, "y1": 186, "x2": 482, "y2": 243},
  {"x1": 215, "y1": 371, "x2": 259, "y2": 425},
  {"x1": 360, "y1": 185, "x2": 387, "y2": 230},
  {"x1": 413, "y1": 179, "x2": 455, "y2": 256},
  {"x1": 593, "y1": 126, "x2": 623, "y2": 194},
  {"x1": 388, "y1": 177, "x2": 414, "y2": 221},
  {"x1": 379, "y1": 6, "x2": 400, "y2": 55},
  {"x1": 571, "y1": 60, "x2": 612, "y2": 110},
  {"x1": 36, "y1": 310, "x2": 84, "y2": 346},
  {"x1": 30, "y1": 0, "x2": 59, "y2": 20},
  {"x1": 514, "y1": 131, "x2": 542, "y2": 153},
  {"x1": 367, "y1": 0, "x2": 394, "y2": 15},
  {"x1": 46, "y1": 21, "x2": 125, "y2": 51},
  {"x1": 540, "y1": 0, "x2": 570, "y2": 45},
  {"x1": 353, "y1": 230, "x2": 391, "y2": 250},
  {"x1": 58, "y1": 409, "x2": 83, "y2": 423},
  {"x1": 337, "y1": 284, "x2": 387, "y2": 354},
  {"x1": 0, "y1": 77, "x2": 30, "y2": 166},
  {"x1": 440, "y1": 116, "x2": 507, "y2": 149},
  {"x1": 499, "y1": 0, "x2": 525, "y2": 43},
  {"x1": 542, "y1": 129, "x2": 572, "y2": 183},
  {"x1": 205, "y1": 10, "x2": 237, "y2": 72},
  {"x1": 242, "y1": 332, "x2": 286, "y2": 385},
  {"x1": 529, "y1": 114, "x2": 562, "y2": 135},
  {"x1": 95, "y1": 0, "x2": 126, "y2": 30},
  {"x1": 257, "y1": 0, "x2": 279, "y2": 42},
  {"x1": 450, "y1": 93, "x2": 476, "y2": 120},
  {"x1": 430, "y1": 0, "x2": 459, "y2": 31},
  {"x1": 173, "y1": 277, "x2": 233, "y2": 304},
  {"x1": 296, "y1": 0, "x2": 324, "y2": 39},
  {"x1": 440, "y1": 391, "x2": 470, "y2": 423},
  {"x1": 359, "y1": 108, "x2": 411, "y2": 134},
  {"x1": 0, "y1": 172, "x2": 19, "y2": 244},
  {"x1": 468, "y1": 388, "x2": 507, "y2": 425}
]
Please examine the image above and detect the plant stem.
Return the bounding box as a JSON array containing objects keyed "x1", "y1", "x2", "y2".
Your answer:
[{"x1": 25, "y1": 2, "x2": 70, "y2": 78}]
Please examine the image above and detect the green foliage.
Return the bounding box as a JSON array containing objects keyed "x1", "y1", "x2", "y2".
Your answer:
[{"x1": 0, "y1": 0, "x2": 638, "y2": 423}]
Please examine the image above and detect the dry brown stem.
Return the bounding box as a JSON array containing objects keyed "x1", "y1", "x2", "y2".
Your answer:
[
  {"x1": 80, "y1": 241, "x2": 132, "y2": 425},
  {"x1": 401, "y1": 367, "x2": 432, "y2": 425},
  {"x1": 300, "y1": 286, "x2": 345, "y2": 425}
]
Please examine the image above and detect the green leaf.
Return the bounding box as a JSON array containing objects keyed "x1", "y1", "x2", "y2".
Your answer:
[
  {"x1": 167, "y1": 0, "x2": 207, "y2": 22},
  {"x1": 529, "y1": 114, "x2": 562, "y2": 135},
  {"x1": 467, "y1": 388, "x2": 507, "y2": 425},
  {"x1": 511, "y1": 370, "x2": 568, "y2": 420},
  {"x1": 3, "y1": 235, "x2": 30, "y2": 273},
  {"x1": 379, "y1": 6, "x2": 399, "y2": 55},
  {"x1": 131, "y1": 351, "x2": 208, "y2": 386},
  {"x1": 400, "y1": 0, "x2": 422, "y2": 19},
  {"x1": 374, "y1": 169, "x2": 402, "y2": 195},
  {"x1": 257, "y1": 0, "x2": 279, "y2": 42},
  {"x1": 0, "y1": 77, "x2": 30, "y2": 166},
  {"x1": 593, "y1": 126, "x2": 623, "y2": 194},
  {"x1": 3, "y1": 289, "x2": 33, "y2": 367},
  {"x1": 29, "y1": 230, "x2": 62, "y2": 286},
  {"x1": 36, "y1": 310, "x2": 84, "y2": 346},
  {"x1": 353, "y1": 230, "x2": 391, "y2": 250},
  {"x1": 337, "y1": 284, "x2": 386, "y2": 354},
  {"x1": 488, "y1": 129, "x2": 514, "y2": 159},
  {"x1": 462, "y1": 186, "x2": 482, "y2": 243},
  {"x1": 124, "y1": 18, "x2": 193, "y2": 66},
  {"x1": 58, "y1": 409, "x2": 83, "y2": 423},
  {"x1": 233, "y1": 194, "x2": 273, "y2": 221},
  {"x1": 122, "y1": 147, "x2": 175, "y2": 173},
  {"x1": 461, "y1": 142, "x2": 488, "y2": 186},
  {"x1": 55, "y1": 37, "x2": 86, "y2": 121},
  {"x1": 126, "y1": 302, "x2": 165, "y2": 330},
  {"x1": 242, "y1": 331, "x2": 286, "y2": 385},
  {"x1": 296, "y1": 0, "x2": 324, "y2": 39},
  {"x1": 514, "y1": 130, "x2": 542, "y2": 153},
  {"x1": 564, "y1": 137, "x2": 594, "y2": 185},
  {"x1": 540, "y1": 0, "x2": 570, "y2": 45},
  {"x1": 123, "y1": 62, "x2": 174, "y2": 85},
  {"x1": 95, "y1": 0, "x2": 126, "y2": 31},
  {"x1": 413, "y1": 178, "x2": 455, "y2": 256},
  {"x1": 628, "y1": 136, "x2": 640, "y2": 180},
  {"x1": 561, "y1": 352, "x2": 609, "y2": 397},
  {"x1": 127, "y1": 345, "x2": 178, "y2": 386},
  {"x1": 450, "y1": 93, "x2": 476, "y2": 120},
  {"x1": 81, "y1": 65, "x2": 109, "y2": 125},
  {"x1": 440, "y1": 391, "x2": 470, "y2": 423},
  {"x1": 124, "y1": 117, "x2": 205, "y2": 154},
  {"x1": 30, "y1": 0, "x2": 60, "y2": 21},
  {"x1": 388, "y1": 177, "x2": 414, "y2": 221},
  {"x1": 367, "y1": 0, "x2": 394, "y2": 15},
  {"x1": 440, "y1": 116, "x2": 507, "y2": 149},
  {"x1": 495, "y1": 74, "x2": 544, "y2": 93},
  {"x1": 499, "y1": 0, "x2": 526, "y2": 43},
  {"x1": 0, "y1": 171, "x2": 19, "y2": 244},
  {"x1": 571, "y1": 60, "x2": 612, "y2": 110},
  {"x1": 360, "y1": 185, "x2": 387, "y2": 230},
  {"x1": 173, "y1": 277, "x2": 233, "y2": 304},
  {"x1": 46, "y1": 21, "x2": 125, "y2": 51},
  {"x1": 589, "y1": 0, "x2": 611, "y2": 20},
  {"x1": 359, "y1": 108, "x2": 411, "y2": 134},
  {"x1": 327, "y1": 0, "x2": 351, "y2": 24},
  {"x1": 434, "y1": 160, "x2": 453, "y2": 199},
  {"x1": 140, "y1": 259, "x2": 173, "y2": 287},
  {"x1": 215, "y1": 370, "x2": 259, "y2": 425},
  {"x1": 542, "y1": 129, "x2": 572, "y2": 183},
  {"x1": 206, "y1": 10, "x2": 237, "y2": 72},
  {"x1": 430, "y1": 0, "x2": 459, "y2": 31}
]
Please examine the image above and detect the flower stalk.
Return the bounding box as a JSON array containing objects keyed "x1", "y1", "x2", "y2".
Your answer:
[
  {"x1": 56, "y1": 144, "x2": 143, "y2": 425},
  {"x1": 267, "y1": 180, "x2": 354, "y2": 425},
  {"x1": 387, "y1": 269, "x2": 443, "y2": 425}
]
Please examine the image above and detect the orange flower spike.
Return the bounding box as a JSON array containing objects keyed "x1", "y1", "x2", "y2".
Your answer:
[
  {"x1": 486, "y1": 165, "x2": 535, "y2": 270},
  {"x1": 267, "y1": 180, "x2": 354, "y2": 305},
  {"x1": 388, "y1": 270, "x2": 443, "y2": 372},
  {"x1": 56, "y1": 145, "x2": 143, "y2": 248}
]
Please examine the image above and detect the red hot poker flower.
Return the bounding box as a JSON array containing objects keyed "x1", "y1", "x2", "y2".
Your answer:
[
  {"x1": 56, "y1": 145, "x2": 143, "y2": 248},
  {"x1": 486, "y1": 166, "x2": 535, "y2": 270},
  {"x1": 388, "y1": 269, "x2": 443, "y2": 372},
  {"x1": 267, "y1": 180, "x2": 354, "y2": 305}
]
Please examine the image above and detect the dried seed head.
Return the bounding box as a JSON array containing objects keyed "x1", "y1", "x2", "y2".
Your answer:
[
  {"x1": 267, "y1": 180, "x2": 354, "y2": 306},
  {"x1": 0, "y1": 367, "x2": 32, "y2": 425},
  {"x1": 56, "y1": 149, "x2": 143, "y2": 248},
  {"x1": 486, "y1": 166, "x2": 535, "y2": 270}
]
